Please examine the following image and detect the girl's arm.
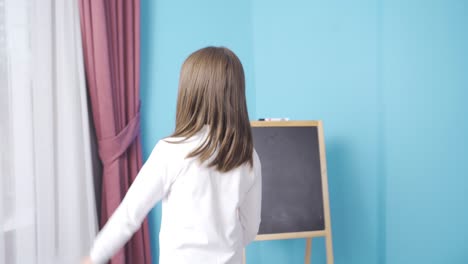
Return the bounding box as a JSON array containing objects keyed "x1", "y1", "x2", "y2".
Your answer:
[
  {"x1": 239, "y1": 151, "x2": 262, "y2": 246},
  {"x1": 88, "y1": 141, "x2": 171, "y2": 264}
]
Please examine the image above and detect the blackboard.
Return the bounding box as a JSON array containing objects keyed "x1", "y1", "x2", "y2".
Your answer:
[{"x1": 252, "y1": 123, "x2": 326, "y2": 235}]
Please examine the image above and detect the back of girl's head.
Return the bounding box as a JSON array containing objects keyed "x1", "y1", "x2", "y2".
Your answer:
[{"x1": 171, "y1": 46, "x2": 253, "y2": 172}]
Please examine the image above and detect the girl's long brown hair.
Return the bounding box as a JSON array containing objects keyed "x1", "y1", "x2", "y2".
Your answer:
[{"x1": 169, "y1": 46, "x2": 253, "y2": 172}]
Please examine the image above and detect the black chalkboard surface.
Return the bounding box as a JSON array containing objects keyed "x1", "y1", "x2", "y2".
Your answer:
[
  {"x1": 248, "y1": 121, "x2": 334, "y2": 263},
  {"x1": 252, "y1": 125, "x2": 324, "y2": 234}
]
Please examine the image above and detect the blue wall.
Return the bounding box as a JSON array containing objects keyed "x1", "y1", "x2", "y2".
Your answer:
[
  {"x1": 141, "y1": 0, "x2": 468, "y2": 263},
  {"x1": 382, "y1": 1, "x2": 468, "y2": 263}
]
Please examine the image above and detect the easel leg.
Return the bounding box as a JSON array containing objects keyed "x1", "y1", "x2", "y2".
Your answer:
[
  {"x1": 304, "y1": 238, "x2": 312, "y2": 264},
  {"x1": 326, "y1": 235, "x2": 334, "y2": 264}
]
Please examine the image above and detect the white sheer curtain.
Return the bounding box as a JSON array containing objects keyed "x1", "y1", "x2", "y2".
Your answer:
[{"x1": 0, "y1": 0, "x2": 98, "y2": 263}]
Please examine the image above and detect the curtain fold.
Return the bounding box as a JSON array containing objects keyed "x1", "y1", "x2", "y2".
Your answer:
[{"x1": 78, "y1": 0, "x2": 152, "y2": 263}]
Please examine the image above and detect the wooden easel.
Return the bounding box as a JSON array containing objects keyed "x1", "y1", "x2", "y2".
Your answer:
[{"x1": 244, "y1": 121, "x2": 335, "y2": 264}]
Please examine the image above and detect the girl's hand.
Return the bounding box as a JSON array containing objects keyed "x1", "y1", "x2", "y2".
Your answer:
[{"x1": 81, "y1": 256, "x2": 93, "y2": 264}]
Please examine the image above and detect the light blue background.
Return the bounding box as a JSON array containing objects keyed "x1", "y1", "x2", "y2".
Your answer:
[{"x1": 140, "y1": 0, "x2": 468, "y2": 263}]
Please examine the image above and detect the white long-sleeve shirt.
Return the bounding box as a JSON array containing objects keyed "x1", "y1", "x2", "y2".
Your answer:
[{"x1": 89, "y1": 126, "x2": 262, "y2": 264}]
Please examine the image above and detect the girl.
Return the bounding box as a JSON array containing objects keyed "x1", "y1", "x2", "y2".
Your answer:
[{"x1": 82, "y1": 47, "x2": 262, "y2": 264}]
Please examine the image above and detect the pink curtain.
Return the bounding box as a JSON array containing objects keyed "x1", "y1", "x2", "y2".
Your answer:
[{"x1": 78, "y1": 0, "x2": 151, "y2": 263}]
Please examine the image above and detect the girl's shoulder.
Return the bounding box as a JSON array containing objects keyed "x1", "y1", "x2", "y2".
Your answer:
[{"x1": 152, "y1": 136, "x2": 200, "y2": 160}]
